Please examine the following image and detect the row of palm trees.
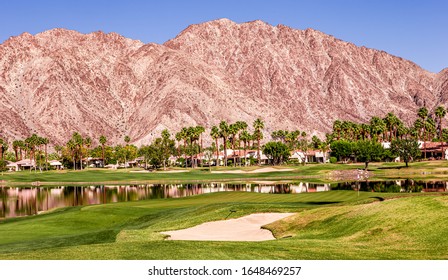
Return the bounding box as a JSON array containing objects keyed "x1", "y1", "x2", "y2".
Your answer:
[
  {"x1": 0, "y1": 134, "x2": 50, "y2": 170},
  {"x1": 2, "y1": 106, "x2": 448, "y2": 170},
  {"x1": 330, "y1": 106, "x2": 447, "y2": 158},
  {"x1": 207, "y1": 119, "x2": 264, "y2": 166}
]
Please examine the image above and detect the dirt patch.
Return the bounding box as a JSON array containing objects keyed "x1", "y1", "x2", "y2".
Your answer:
[
  {"x1": 160, "y1": 213, "x2": 295, "y2": 241},
  {"x1": 328, "y1": 169, "x2": 371, "y2": 181}
]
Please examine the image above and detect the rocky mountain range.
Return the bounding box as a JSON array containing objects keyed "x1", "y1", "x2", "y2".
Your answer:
[{"x1": 0, "y1": 18, "x2": 447, "y2": 146}]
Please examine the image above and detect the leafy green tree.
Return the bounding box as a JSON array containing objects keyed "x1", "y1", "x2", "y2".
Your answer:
[
  {"x1": 263, "y1": 141, "x2": 290, "y2": 165},
  {"x1": 353, "y1": 140, "x2": 384, "y2": 170},
  {"x1": 390, "y1": 139, "x2": 421, "y2": 167},
  {"x1": 330, "y1": 140, "x2": 353, "y2": 162}
]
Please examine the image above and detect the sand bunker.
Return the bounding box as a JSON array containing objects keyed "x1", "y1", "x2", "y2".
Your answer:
[{"x1": 161, "y1": 213, "x2": 294, "y2": 241}]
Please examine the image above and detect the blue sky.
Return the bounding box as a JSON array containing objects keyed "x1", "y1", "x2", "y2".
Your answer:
[{"x1": 1, "y1": 0, "x2": 447, "y2": 72}]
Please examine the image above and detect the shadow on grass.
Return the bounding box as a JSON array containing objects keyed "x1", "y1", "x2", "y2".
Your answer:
[
  {"x1": 303, "y1": 201, "x2": 342, "y2": 205},
  {"x1": 370, "y1": 196, "x2": 385, "y2": 201},
  {"x1": 376, "y1": 166, "x2": 407, "y2": 170}
]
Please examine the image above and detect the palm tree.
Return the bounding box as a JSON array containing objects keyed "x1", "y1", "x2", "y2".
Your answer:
[
  {"x1": 333, "y1": 120, "x2": 342, "y2": 140},
  {"x1": 72, "y1": 132, "x2": 84, "y2": 170},
  {"x1": 253, "y1": 118, "x2": 264, "y2": 165},
  {"x1": 17, "y1": 140, "x2": 25, "y2": 160},
  {"x1": 236, "y1": 121, "x2": 248, "y2": 166},
  {"x1": 175, "y1": 132, "x2": 183, "y2": 159},
  {"x1": 180, "y1": 127, "x2": 189, "y2": 168},
  {"x1": 84, "y1": 137, "x2": 92, "y2": 168},
  {"x1": 25, "y1": 134, "x2": 39, "y2": 171},
  {"x1": 435, "y1": 106, "x2": 446, "y2": 158},
  {"x1": 12, "y1": 140, "x2": 21, "y2": 161},
  {"x1": 123, "y1": 135, "x2": 130, "y2": 168},
  {"x1": 186, "y1": 126, "x2": 197, "y2": 168},
  {"x1": 54, "y1": 145, "x2": 63, "y2": 158},
  {"x1": 0, "y1": 138, "x2": 6, "y2": 160},
  {"x1": 210, "y1": 126, "x2": 220, "y2": 167},
  {"x1": 360, "y1": 123, "x2": 371, "y2": 140},
  {"x1": 239, "y1": 129, "x2": 251, "y2": 166},
  {"x1": 318, "y1": 141, "x2": 330, "y2": 163},
  {"x1": 99, "y1": 135, "x2": 107, "y2": 167},
  {"x1": 42, "y1": 137, "x2": 49, "y2": 170},
  {"x1": 370, "y1": 116, "x2": 386, "y2": 142},
  {"x1": 66, "y1": 138, "x2": 77, "y2": 170},
  {"x1": 289, "y1": 130, "x2": 301, "y2": 150},
  {"x1": 300, "y1": 131, "x2": 309, "y2": 164},
  {"x1": 384, "y1": 112, "x2": 397, "y2": 141},
  {"x1": 161, "y1": 129, "x2": 171, "y2": 170},
  {"x1": 229, "y1": 123, "x2": 240, "y2": 167},
  {"x1": 219, "y1": 121, "x2": 230, "y2": 166},
  {"x1": 195, "y1": 126, "x2": 205, "y2": 167},
  {"x1": 417, "y1": 107, "x2": 428, "y2": 158}
]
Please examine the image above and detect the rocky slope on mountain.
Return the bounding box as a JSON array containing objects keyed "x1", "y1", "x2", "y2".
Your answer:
[{"x1": 0, "y1": 19, "x2": 446, "y2": 145}]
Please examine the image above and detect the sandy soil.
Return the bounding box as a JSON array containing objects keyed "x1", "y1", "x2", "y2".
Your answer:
[
  {"x1": 157, "y1": 170, "x2": 189, "y2": 173},
  {"x1": 160, "y1": 212, "x2": 295, "y2": 241},
  {"x1": 211, "y1": 167, "x2": 293, "y2": 174}
]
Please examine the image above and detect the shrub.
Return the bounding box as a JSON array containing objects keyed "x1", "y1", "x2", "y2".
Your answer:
[{"x1": 330, "y1": 157, "x2": 337, "y2": 164}]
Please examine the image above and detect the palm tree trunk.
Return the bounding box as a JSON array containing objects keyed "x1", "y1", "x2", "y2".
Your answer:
[
  {"x1": 45, "y1": 144, "x2": 48, "y2": 171},
  {"x1": 223, "y1": 137, "x2": 227, "y2": 166},
  {"x1": 439, "y1": 119, "x2": 444, "y2": 159},
  {"x1": 423, "y1": 127, "x2": 427, "y2": 159},
  {"x1": 243, "y1": 141, "x2": 247, "y2": 166},
  {"x1": 102, "y1": 145, "x2": 105, "y2": 168},
  {"x1": 200, "y1": 137, "x2": 203, "y2": 168},
  {"x1": 215, "y1": 138, "x2": 219, "y2": 166}
]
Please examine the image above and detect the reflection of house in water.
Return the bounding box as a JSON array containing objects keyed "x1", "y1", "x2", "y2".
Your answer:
[{"x1": 290, "y1": 183, "x2": 330, "y2": 193}]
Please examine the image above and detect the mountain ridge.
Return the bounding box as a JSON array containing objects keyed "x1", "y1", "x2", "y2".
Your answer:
[{"x1": 0, "y1": 19, "x2": 447, "y2": 146}]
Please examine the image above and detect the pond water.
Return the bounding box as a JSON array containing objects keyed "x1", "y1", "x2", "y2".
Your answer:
[{"x1": 1, "y1": 180, "x2": 447, "y2": 219}]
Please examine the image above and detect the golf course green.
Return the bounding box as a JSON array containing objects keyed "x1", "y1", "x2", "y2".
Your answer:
[{"x1": 0, "y1": 162, "x2": 447, "y2": 260}]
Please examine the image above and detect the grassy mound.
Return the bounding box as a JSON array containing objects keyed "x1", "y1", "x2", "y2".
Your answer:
[{"x1": 0, "y1": 191, "x2": 446, "y2": 259}]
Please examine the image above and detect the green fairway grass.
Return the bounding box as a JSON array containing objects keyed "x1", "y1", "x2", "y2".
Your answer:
[
  {"x1": 2, "y1": 160, "x2": 448, "y2": 185},
  {"x1": 0, "y1": 191, "x2": 446, "y2": 259}
]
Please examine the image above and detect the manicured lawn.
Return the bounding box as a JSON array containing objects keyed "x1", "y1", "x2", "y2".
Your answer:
[
  {"x1": 3, "y1": 160, "x2": 448, "y2": 185},
  {"x1": 0, "y1": 191, "x2": 446, "y2": 259}
]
